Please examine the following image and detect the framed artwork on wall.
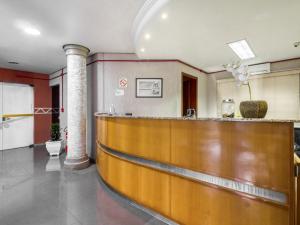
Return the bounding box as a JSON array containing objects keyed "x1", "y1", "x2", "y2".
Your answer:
[{"x1": 136, "y1": 78, "x2": 163, "y2": 98}]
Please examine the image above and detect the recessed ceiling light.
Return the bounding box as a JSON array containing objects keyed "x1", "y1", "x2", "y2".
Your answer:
[
  {"x1": 24, "y1": 27, "x2": 41, "y2": 36},
  {"x1": 228, "y1": 40, "x2": 255, "y2": 60},
  {"x1": 8, "y1": 61, "x2": 19, "y2": 65},
  {"x1": 140, "y1": 48, "x2": 145, "y2": 52},
  {"x1": 144, "y1": 33, "x2": 151, "y2": 40},
  {"x1": 161, "y1": 13, "x2": 168, "y2": 20},
  {"x1": 14, "y1": 21, "x2": 41, "y2": 36}
]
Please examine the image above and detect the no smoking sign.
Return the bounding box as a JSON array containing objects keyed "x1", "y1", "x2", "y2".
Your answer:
[{"x1": 119, "y1": 78, "x2": 128, "y2": 88}]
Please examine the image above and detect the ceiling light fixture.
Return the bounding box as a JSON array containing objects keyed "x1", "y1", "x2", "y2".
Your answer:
[
  {"x1": 24, "y1": 27, "x2": 41, "y2": 36},
  {"x1": 161, "y1": 13, "x2": 168, "y2": 20},
  {"x1": 140, "y1": 48, "x2": 145, "y2": 52},
  {"x1": 228, "y1": 40, "x2": 255, "y2": 60},
  {"x1": 14, "y1": 20, "x2": 41, "y2": 36},
  {"x1": 144, "y1": 33, "x2": 151, "y2": 40}
]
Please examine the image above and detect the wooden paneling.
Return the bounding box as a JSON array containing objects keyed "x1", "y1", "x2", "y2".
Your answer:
[
  {"x1": 298, "y1": 176, "x2": 300, "y2": 225},
  {"x1": 297, "y1": 177, "x2": 300, "y2": 225},
  {"x1": 139, "y1": 166, "x2": 170, "y2": 217},
  {"x1": 98, "y1": 148, "x2": 140, "y2": 201},
  {"x1": 96, "y1": 116, "x2": 295, "y2": 225},
  {"x1": 170, "y1": 176, "x2": 289, "y2": 225},
  {"x1": 97, "y1": 147, "x2": 171, "y2": 217},
  {"x1": 100, "y1": 117, "x2": 171, "y2": 163},
  {"x1": 97, "y1": 118, "x2": 293, "y2": 194},
  {"x1": 296, "y1": 154, "x2": 300, "y2": 225},
  {"x1": 97, "y1": 117, "x2": 107, "y2": 145},
  {"x1": 97, "y1": 147, "x2": 290, "y2": 225},
  {"x1": 171, "y1": 120, "x2": 293, "y2": 193}
]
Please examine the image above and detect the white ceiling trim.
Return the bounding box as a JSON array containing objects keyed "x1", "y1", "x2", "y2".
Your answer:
[
  {"x1": 132, "y1": 0, "x2": 170, "y2": 50},
  {"x1": 132, "y1": 0, "x2": 300, "y2": 73}
]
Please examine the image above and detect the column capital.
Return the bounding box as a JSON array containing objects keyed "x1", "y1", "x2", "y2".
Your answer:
[{"x1": 63, "y1": 44, "x2": 90, "y2": 57}]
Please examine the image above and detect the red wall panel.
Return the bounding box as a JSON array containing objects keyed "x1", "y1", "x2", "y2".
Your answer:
[{"x1": 0, "y1": 68, "x2": 51, "y2": 144}]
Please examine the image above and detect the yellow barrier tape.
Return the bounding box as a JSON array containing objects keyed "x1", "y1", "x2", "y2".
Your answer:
[{"x1": 2, "y1": 114, "x2": 34, "y2": 118}]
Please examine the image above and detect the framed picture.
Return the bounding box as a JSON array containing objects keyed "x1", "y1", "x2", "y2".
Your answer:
[{"x1": 136, "y1": 78, "x2": 163, "y2": 98}]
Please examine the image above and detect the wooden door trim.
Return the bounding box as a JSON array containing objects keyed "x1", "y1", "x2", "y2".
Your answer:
[{"x1": 181, "y1": 72, "x2": 198, "y2": 116}]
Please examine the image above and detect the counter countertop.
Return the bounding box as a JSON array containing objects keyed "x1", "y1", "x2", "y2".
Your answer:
[{"x1": 95, "y1": 113, "x2": 300, "y2": 123}]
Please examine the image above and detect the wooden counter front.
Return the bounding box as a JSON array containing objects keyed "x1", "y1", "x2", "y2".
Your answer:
[{"x1": 96, "y1": 116, "x2": 297, "y2": 225}]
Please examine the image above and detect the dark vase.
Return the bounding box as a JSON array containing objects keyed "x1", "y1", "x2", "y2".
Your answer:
[{"x1": 240, "y1": 100, "x2": 268, "y2": 118}]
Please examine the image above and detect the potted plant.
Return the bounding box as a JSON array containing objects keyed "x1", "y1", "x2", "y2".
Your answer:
[
  {"x1": 46, "y1": 123, "x2": 63, "y2": 156},
  {"x1": 239, "y1": 82, "x2": 268, "y2": 118},
  {"x1": 225, "y1": 62, "x2": 268, "y2": 118}
]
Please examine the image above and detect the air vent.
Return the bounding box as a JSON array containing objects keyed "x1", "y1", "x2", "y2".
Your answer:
[
  {"x1": 8, "y1": 61, "x2": 19, "y2": 65},
  {"x1": 248, "y1": 63, "x2": 271, "y2": 75}
]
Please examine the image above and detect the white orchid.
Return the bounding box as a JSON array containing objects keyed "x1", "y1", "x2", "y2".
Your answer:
[
  {"x1": 224, "y1": 62, "x2": 249, "y2": 86},
  {"x1": 224, "y1": 62, "x2": 252, "y2": 100}
]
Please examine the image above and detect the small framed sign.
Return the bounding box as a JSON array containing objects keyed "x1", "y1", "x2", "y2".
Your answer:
[{"x1": 136, "y1": 78, "x2": 163, "y2": 98}]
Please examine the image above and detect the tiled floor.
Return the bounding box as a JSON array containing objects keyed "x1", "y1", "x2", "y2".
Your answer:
[{"x1": 0, "y1": 146, "x2": 167, "y2": 225}]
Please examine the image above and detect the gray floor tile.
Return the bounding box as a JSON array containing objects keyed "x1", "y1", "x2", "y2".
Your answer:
[{"x1": 0, "y1": 146, "x2": 168, "y2": 225}]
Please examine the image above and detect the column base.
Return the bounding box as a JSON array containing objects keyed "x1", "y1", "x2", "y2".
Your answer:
[{"x1": 64, "y1": 155, "x2": 90, "y2": 170}]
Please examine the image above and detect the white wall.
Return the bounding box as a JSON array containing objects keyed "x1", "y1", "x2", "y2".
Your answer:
[
  {"x1": 89, "y1": 53, "x2": 208, "y2": 117},
  {"x1": 49, "y1": 53, "x2": 209, "y2": 159},
  {"x1": 101, "y1": 61, "x2": 180, "y2": 117},
  {"x1": 206, "y1": 74, "x2": 217, "y2": 117}
]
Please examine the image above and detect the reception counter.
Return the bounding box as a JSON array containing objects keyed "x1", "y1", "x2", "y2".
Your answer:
[{"x1": 95, "y1": 115, "x2": 299, "y2": 225}]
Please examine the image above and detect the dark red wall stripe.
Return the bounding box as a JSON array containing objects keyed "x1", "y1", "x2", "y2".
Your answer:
[
  {"x1": 51, "y1": 56, "x2": 300, "y2": 78},
  {"x1": 86, "y1": 59, "x2": 206, "y2": 73},
  {"x1": 50, "y1": 59, "x2": 207, "y2": 80}
]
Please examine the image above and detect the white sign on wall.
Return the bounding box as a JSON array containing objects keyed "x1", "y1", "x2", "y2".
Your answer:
[
  {"x1": 115, "y1": 89, "x2": 124, "y2": 96},
  {"x1": 119, "y1": 78, "x2": 128, "y2": 88}
]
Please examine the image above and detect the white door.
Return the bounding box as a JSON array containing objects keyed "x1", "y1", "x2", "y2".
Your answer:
[{"x1": 1, "y1": 83, "x2": 34, "y2": 150}]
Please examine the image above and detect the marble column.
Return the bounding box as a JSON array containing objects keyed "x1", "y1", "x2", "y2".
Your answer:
[{"x1": 63, "y1": 44, "x2": 90, "y2": 170}]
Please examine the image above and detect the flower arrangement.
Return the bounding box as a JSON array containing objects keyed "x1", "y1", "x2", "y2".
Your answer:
[
  {"x1": 224, "y1": 62, "x2": 268, "y2": 118},
  {"x1": 224, "y1": 62, "x2": 252, "y2": 100}
]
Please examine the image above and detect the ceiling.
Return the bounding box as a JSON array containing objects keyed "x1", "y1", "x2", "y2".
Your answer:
[
  {"x1": 0, "y1": 0, "x2": 146, "y2": 74},
  {"x1": 134, "y1": 0, "x2": 300, "y2": 72},
  {"x1": 1, "y1": 0, "x2": 300, "y2": 75}
]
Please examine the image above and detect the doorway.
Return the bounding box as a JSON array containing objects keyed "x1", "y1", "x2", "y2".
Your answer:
[
  {"x1": 51, "y1": 85, "x2": 60, "y2": 124},
  {"x1": 182, "y1": 73, "x2": 198, "y2": 116},
  {"x1": 0, "y1": 83, "x2": 34, "y2": 150}
]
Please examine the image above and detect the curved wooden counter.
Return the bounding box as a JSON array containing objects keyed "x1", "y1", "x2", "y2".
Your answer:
[{"x1": 96, "y1": 115, "x2": 297, "y2": 225}]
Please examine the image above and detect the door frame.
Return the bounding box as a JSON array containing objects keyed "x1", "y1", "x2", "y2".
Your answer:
[
  {"x1": 1, "y1": 82, "x2": 34, "y2": 150},
  {"x1": 181, "y1": 72, "x2": 198, "y2": 116}
]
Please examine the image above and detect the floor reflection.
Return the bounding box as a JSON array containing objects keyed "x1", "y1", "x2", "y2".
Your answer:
[
  {"x1": 0, "y1": 146, "x2": 167, "y2": 225},
  {"x1": 46, "y1": 156, "x2": 61, "y2": 171}
]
